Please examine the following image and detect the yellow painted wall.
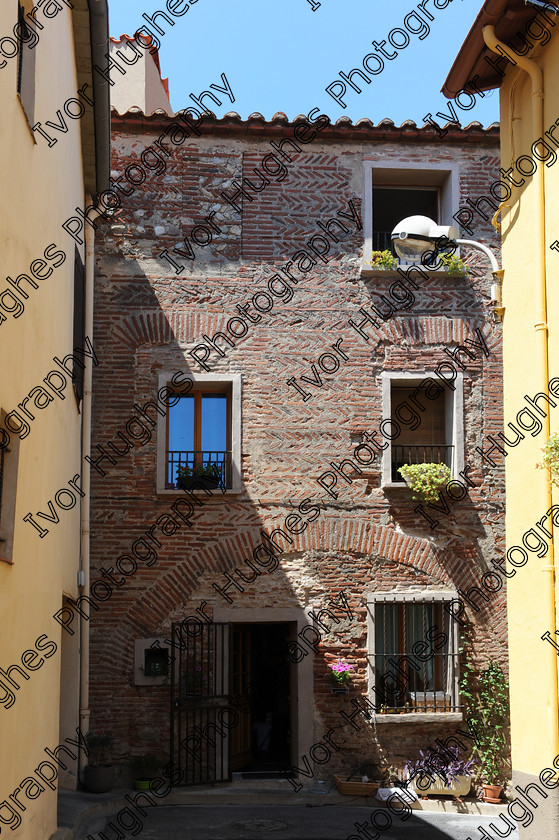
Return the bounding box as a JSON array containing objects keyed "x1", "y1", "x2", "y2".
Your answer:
[
  {"x1": 499, "y1": 24, "x2": 559, "y2": 779},
  {"x1": 0, "y1": 3, "x2": 88, "y2": 838}
]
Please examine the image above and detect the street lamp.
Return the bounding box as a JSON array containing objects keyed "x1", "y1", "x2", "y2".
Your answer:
[{"x1": 391, "y1": 215, "x2": 503, "y2": 315}]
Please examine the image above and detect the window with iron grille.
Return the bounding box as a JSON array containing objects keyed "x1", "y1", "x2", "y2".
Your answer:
[
  {"x1": 0, "y1": 414, "x2": 20, "y2": 565},
  {"x1": 367, "y1": 593, "x2": 460, "y2": 714},
  {"x1": 157, "y1": 373, "x2": 241, "y2": 494},
  {"x1": 380, "y1": 372, "x2": 464, "y2": 488},
  {"x1": 16, "y1": 1, "x2": 36, "y2": 127}
]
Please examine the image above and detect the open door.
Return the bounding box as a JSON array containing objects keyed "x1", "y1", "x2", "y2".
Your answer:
[{"x1": 230, "y1": 623, "x2": 292, "y2": 775}]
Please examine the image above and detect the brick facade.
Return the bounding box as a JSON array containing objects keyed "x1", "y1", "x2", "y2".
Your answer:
[{"x1": 90, "y1": 112, "x2": 505, "y2": 783}]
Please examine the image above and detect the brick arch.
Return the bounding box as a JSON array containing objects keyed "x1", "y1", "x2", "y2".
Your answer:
[
  {"x1": 111, "y1": 311, "x2": 248, "y2": 351},
  {"x1": 115, "y1": 516, "x2": 477, "y2": 640}
]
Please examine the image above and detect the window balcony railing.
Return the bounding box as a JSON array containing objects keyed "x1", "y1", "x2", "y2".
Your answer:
[
  {"x1": 391, "y1": 444, "x2": 454, "y2": 483},
  {"x1": 373, "y1": 230, "x2": 396, "y2": 254},
  {"x1": 374, "y1": 651, "x2": 459, "y2": 713},
  {"x1": 166, "y1": 450, "x2": 232, "y2": 490}
]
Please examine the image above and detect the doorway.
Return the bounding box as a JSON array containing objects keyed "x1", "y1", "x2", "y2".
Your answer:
[{"x1": 230, "y1": 623, "x2": 292, "y2": 774}]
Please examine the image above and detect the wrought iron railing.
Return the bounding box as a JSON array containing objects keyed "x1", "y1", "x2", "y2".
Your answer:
[
  {"x1": 391, "y1": 444, "x2": 454, "y2": 483},
  {"x1": 166, "y1": 450, "x2": 231, "y2": 490},
  {"x1": 372, "y1": 230, "x2": 395, "y2": 254}
]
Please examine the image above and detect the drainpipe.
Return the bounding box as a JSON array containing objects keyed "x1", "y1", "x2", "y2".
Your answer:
[
  {"x1": 482, "y1": 25, "x2": 559, "y2": 757},
  {"x1": 78, "y1": 200, "x2": 98, "y2": 781}
]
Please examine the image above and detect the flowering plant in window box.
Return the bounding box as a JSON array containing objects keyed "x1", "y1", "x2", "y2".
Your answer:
[
  {"x1": 329, "y1": 660, "x2": 354, "y2": 693},
  {"x1": 398, "y1": 463, "x2": 451, "y2": 504},
  {"x1": 176, "y1": 463, "x2": 221, "y2": 491},
  {"x1": 366, "y1": 250, "x2": 398, "y2": 270},
  {"x1": 537, "y1": 432, "x2": 559, "y2": 486}
]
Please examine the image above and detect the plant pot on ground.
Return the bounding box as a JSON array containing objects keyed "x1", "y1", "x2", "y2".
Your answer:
[
  {"x1": 83, "y1": 731, "x2": 114, "y2": 793},
  {"x1": 460, "y1": 656, "x2": 510, "y2": 802},
  {"x1": 130, "y1": 755, "x2": 162, "y2": 790},
  {"x1": 404, "y1": 746, "x2": 477, "y2": 803}
]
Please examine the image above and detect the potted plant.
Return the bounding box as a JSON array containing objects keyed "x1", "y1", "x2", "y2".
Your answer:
[
  {"x1": 329, "y1": 660, "x2": 354, "y2": 693},
  {"x1": 437, "y1": 252, "x2": 470, "y2": 277},
  {"x1": 404, "y1": 745, "x2": 477, "y2": 800},
  {"x1": 460, "y1": 658, "x2": 510, "y2": 802},
  {"x1": 537, "y1": 432, "x2": 559, "y2": 485},
  {"x1": 83, "y1": 731, "x2": 114, "y2": 793},
  {"x1": 366, "y1": 250, "x2": 398, "y2": 270},
  {"x1": 130, "y1": 755, "x2": 162, "y2": 790},
  {"x1": 398, "y1": 462, "x2": 452, "y2": 503},
  {"x1": 176, "y1": 462, "x2": 221, "y2": 491}
]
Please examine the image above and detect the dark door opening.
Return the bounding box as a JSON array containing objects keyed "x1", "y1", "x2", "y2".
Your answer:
[{"x1": 231, "y1": 623, "x2": 292, "y2": 774}]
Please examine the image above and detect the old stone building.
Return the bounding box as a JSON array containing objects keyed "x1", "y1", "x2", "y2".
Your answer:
[{"x1": 84, "y1": 93, "x2": 505, "y2": 787}]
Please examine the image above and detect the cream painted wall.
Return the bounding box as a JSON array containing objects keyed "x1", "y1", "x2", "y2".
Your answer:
[
  {"x1": 499, "y1": 24, "x2": 559, "y2": 779},
  {"x1": 0, "y1": 2, "x2": 90, "y2": 838}
]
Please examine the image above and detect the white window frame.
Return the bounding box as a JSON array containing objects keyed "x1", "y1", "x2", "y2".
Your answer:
[
  {"x1": 361, "y1": 160, "x2": 461, "y2": 275},
  {"x1": 366, "y1": 590, "x2": 461, "y2": 722},
  {"x1": 381, "y1": 371, "x2": 464, "y2": 489},
  {"x1": 156, "y1": 372, "x2": 242, "y2": 495}
]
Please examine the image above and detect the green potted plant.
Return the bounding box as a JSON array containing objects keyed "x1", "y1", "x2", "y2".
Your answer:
[
  {"x1": 398, "y1": 462, "x2": 452, "y2": 503},
  {"x1": 83, "y1": 731, "x2": 114, "y2": 793},
  {"x1": 437, "y1": 252, "x2": 470, "y2": 276},
  {"x1": 176, "y1": 462, "x2": 221, "y2": 491},
  {"x1": 460, "y1": 658, "x2": 510, "y2": 802},
  {"x1": 130, "y1": 755, "x2": 162, "y2": 790},
  {"x1": 537, "y1": 432, "x2": 559, "y2": 485},
  {"x1": 366, "y1": 250, "x2": 398, "y2": 270},
  {"x1": 329, "y1": 659, "x2": 354, "y2": 694}
]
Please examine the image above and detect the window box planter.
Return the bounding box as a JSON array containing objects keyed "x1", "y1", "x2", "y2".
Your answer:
[
  {"x1": 176, "y1": 475, "x2": 220, "y2": 491},
  {"x1": 406, "y1": 773, "x2": 471, "y2": 798}
]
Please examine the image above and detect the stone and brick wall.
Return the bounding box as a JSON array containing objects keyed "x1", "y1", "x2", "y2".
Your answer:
[{"x1": 90, "y1": 112, "x2": 505, "y2": 780}]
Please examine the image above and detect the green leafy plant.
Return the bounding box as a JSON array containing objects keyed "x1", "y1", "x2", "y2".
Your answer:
[
  {"x1": 367, "y1": 250, "x2": 398, "y2": 270},
  {"x1": 176, "y1": 463, "x2": 220, "y2": 483},
  {"x1": 437, "y1": 252, "x2": 470, "y2": 276},
  {"x1": 537, "y1": 432, "x2": 559, "y2": 486},
  {"x1": 85, "y1": 731, "x2": 114, "y2": 767},
  {"x1": 329, "y1": 660, "x2": 355, "y2": 685},
  {"x1": 398, "y1": 462, "x2": 452, "y2": 503},
  {"x1": 460, "y1": 659, "x2": 510, "y2": 786}
]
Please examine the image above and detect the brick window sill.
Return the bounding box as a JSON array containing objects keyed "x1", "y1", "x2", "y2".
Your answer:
[{"x1": 359, "y1": 263, "x2": 457, "y2": 279}]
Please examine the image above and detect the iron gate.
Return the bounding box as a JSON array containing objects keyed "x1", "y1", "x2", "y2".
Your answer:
[{"x1": 170, "y1": 621, "x2": 231, "y2": 785}]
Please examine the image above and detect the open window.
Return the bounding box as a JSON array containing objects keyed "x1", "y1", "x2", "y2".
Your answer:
[
  {"x1": 381, "y1": 372, "x2": 464, "y2": 488},
  {"x1": 367, "y1": 592, "x2": 460, "y2": 716},
  {"x1": 157, "y1": 373, "x2": 241, "y2": 494},
  {"x1": 362, "y1": 162, "x2": 460, "y2": 271}
]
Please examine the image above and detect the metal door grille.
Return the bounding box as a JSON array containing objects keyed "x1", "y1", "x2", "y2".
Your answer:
[{"x1": 170, "y1": 621, "x2": 231, "y2": 785}]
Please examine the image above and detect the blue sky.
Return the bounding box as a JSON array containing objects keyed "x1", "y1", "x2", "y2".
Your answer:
[{"x1": 107, "y1": 0, "x2": 500, "y2": 127}]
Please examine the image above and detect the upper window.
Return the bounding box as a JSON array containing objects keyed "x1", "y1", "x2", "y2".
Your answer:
[
  {"x1": 17, "y1": 1, "x2": 36, "y2": 127},
  {"x1": 367, "y1": 592, "x2": 460, "y2": 715},
  {"x1": 362, "y1": 162, "x2": 459, "y2": 271},
  {"x1": 381, "y1": 372, "x2": 464, "y2": 488},
  {"x1": 167, "y1": 385, "x2": 231, "y2": 490},
  {"x1": 372, "y1": 187, "x2": 439, "y2": 255},
  {"x1": 157, "y1": 373, "x2": 241, "y2": 494}
]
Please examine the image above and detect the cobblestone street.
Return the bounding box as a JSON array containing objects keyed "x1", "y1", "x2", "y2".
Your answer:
[{"x1": 76, "y1": 804, "x2": 519, "y2": 840}]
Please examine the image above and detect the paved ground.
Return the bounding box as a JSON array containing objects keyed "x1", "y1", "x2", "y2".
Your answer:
[{"x1": 76, "y1": 804, "x2": 519, "y2": 839}]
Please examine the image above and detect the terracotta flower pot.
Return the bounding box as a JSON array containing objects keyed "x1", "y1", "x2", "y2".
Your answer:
[{"x1": 481, "y1": 783, "x2": 503, "y2": 803}]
